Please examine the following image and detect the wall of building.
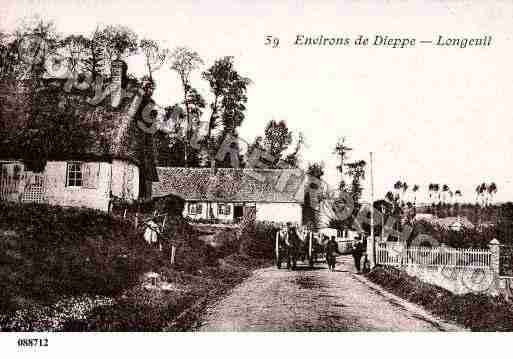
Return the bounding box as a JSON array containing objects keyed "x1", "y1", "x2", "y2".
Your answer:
[
  {"x1": 255, "y1": 202, "x2": 302, "y2": 225},
  {"x1": 182, "y1": 202, "x2": 234, "y2": 222},
  {"x1": 45, "y1": 161, "x2": 111, "y2": 211},
  {"x1": 181, "y1": 201, "x2": 302, "y2": 224},
  {"x1": 111, "y1": 160, "x2": 139, "y2": 201}
]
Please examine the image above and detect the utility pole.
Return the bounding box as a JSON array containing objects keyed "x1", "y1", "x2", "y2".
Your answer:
[
  {"x1": 370, "y1": 152, "x2": 374, "y2": 240},
  {"x1": 369, "y1": 151, "x2": 376, "y2": 269}
]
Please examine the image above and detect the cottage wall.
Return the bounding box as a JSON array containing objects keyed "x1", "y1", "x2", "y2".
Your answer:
[
  {"x1": 183, "y1": 201, "x2": 207, "y2": 220},
  {"x1": 45, "y1": 161, "x2": 111, "y2": 211},
  {"x1": 183, "y1": 202, "x2": 235, "y2": 222},
  {"x1": 111, "y1": 160, "x2": 139, "y2": 201},
  {"x1": 256, "y1": 202, "x2": 302, "y2": 224}
]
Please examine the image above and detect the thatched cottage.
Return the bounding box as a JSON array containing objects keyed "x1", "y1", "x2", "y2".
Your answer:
[{"x1": 0, "y1": 69, "x2": 158, "y2": 211}]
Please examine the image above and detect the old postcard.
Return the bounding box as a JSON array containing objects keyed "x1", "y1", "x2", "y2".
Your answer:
[{"x1": 0, "y1": 0, "x2": 511, "y2": 357}]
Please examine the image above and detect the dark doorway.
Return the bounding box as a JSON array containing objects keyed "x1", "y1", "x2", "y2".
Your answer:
[{"x1": 234, "y1": 205, "x2": 244, "y2": 222}]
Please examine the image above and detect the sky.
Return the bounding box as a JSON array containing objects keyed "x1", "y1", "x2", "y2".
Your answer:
[{"x1": 2, "y1": 0, "x2": 513, "y2": 204}]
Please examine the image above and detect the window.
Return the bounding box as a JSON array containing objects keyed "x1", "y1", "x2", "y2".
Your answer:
[
  {"x1": 188, "y1": 203, "x2": 203, "y2": 215},
  {"x1": 218, "y1": 203, "x2": 231, "y2": 216},
  {"x1": 66, "y1": 162, "x2": 99, "y2": 188},
  {"x1": 66, "y1": 162, "x2": 82, "y2": 187}
]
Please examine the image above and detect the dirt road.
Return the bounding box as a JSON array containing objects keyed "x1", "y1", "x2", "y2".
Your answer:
[{"x1": 198, "y1": 256, "x2": 465, "y2": 331}]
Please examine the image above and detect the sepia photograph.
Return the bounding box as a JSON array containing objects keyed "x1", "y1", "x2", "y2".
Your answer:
[{"x1": 1, "y1": 0, "x2": 512, "y2": 356}]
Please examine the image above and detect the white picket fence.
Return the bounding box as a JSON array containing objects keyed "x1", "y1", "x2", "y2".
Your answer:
[{"x1": 376, "y1": 242, "x2": 492, "y2": 270}]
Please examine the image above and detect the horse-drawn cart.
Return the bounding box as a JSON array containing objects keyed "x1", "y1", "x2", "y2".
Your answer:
[
  {"x1": 275, "y1": 226, "x2": 362, "y2": 269},
  {"x1": 275, "y1": 228, "x2": 323, "y2": 269}
]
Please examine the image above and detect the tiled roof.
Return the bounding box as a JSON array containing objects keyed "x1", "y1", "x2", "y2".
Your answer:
[{"x1": 152, "y1": 167, "x2": 306, "y2": 203}]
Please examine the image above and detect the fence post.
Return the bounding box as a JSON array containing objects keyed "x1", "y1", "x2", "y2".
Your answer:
[
  {"x1": 170, "y1": 245, "x2": 176, "y2": 265},
  {"x1": 367, "y1": 235, "x2": 376, "y2": 269},
  {"x1": 489, "y1": 238, "x2": 501, "y2": 278}
]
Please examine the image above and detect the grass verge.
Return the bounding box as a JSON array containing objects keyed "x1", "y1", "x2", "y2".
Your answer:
[
  {"x1": 365, "y1": 266, "x2": 513, "y2": 331},
  {"x1": 0, "y1": 202, "x2": 271, "y2": 331}
]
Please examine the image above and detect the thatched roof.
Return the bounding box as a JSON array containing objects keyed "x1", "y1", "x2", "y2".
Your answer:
[
  {"x1": 0, "y1": 79, "x2": 158, "y2": 180},
  {"x1": 152, "y1": 167, "x2": 305, "y2": 203}
]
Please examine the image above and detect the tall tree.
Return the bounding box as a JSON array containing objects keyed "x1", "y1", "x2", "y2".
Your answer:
[
  {"x1": 412, "y1": 184, "x2": 419, "y2": 204},
  {"x1": 385, "y1": 191, "x2": 395, "y2": 203},
  {"x1": 433, "y1": 183, "x2": 440, "y2": 204},
  {"x1": 82, "y1": 27, "x2": 106, "y2": 81},
  {"x1": 402, "y1": 182, "x2": 409, "y2": 205},
  {"x1": 304, "y1": 161, "x2": 325, "y2": 229},
  {"x1": 479, "y1": 182, "x2": 488, "y2": 206},
  {"x1": 428, "y1": 183, "x2": 434, "y2": 205},
  {"x1": 169, "y1": 46, "x2": 203, "y2": 167},
  {"x1": 307, "y1": 161, "x2": 324, "y2": 179},
  {"x1": 488, "y1": 182, "x2": 498, "y2": 206},
  {"x1": 284, "y1": 132, "x2": 305, "y2": 167},
  {"x1": 15, "y1": 17, "x2": 59, "y2": 81},
  {"x1": 393, "y1": 180, "x2": 403, "y2": 202},
  {"x1": 410, "y1": 184, "x2": 419, "y2": 217},
  {"x1": 100, "y1": 24, "x2": 138, "y2": 71},
  {"x1": 0, "y1": 31, "x2": 17, "y2": 79},
  {"x1": 475, "y1": 184, "x2": 481, "y2": 204},
  {"x1": 442, "y1": 184, "x2": 450, "y2": 205},
  {"x1": 333, "y1": 137, "x2": 352, "y2": 192},
  {"x1": 59, "y1": 34, "x2": 89, "y2": 74},
  {"x1": 202, "y1": 56, "x2": 250, "y2": 168},
  {"x1": 346, "y1": 160, "x2": 366, "y2": 206},
  {"x1": 139, "y1": 38, "x2": 168, "y2": 84},
  {"x1": 262, "y1": 119, "x2": 292, "y2": 164}
]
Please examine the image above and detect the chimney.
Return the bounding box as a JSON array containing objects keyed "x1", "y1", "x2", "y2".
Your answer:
[{"x1": 110, "y1": 59, "x2": 127, "y2": 107}]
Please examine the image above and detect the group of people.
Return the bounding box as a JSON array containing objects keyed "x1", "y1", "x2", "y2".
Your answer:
[
  {"x1": 275, "y1": 222, "x2": 304, "y2": 270},
  {"x1": 325, "y1": 235, "x2": 368, "y2": 272},
  {"x1": 276, "y1": 222, "x2": 369, "y2": 273}
]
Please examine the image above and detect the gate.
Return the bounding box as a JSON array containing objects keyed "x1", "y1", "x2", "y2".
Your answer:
[{"x1": 0, "y1": 162, "x2": 46, "y2": 203}]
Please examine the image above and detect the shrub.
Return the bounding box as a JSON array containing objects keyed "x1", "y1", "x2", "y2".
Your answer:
[
  {"x1": 366, "y1": 266, "x2": 513, "y2": 331},
  {"x1": 0, "y1": 202, "x2": 162, "y2": 308},
  {"x1": 239, "y1": 221, "x2": 277, "y2": 259}
]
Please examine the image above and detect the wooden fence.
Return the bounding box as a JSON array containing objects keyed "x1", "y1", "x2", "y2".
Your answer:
[
  {"x1": 0, "y1": 172, "x2": 46, "y2": 203},
  {"x1": 111, "y1": 207, "x2": 177, "y2": 265},
  {"x1": 376, "y1": 242, "x2": 492, "y2": 270}
]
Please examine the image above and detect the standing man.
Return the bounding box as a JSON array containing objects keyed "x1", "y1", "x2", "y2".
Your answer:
[
  {"x1": 286, "y1": 222, "x2": 300, "y2": 270},
  {"x1": 352, "y1": 236, "x2": 365, "y2": 273},
  {"x1": 326, "y1": 235, "x2": 341, "y2": 271},
  {"x1": 275, "y1": 224, "x2": 288, "y2": 269}
]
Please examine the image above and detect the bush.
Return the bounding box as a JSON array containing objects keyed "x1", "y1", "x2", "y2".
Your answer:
[
  {"x1": 239, "y1": 221, "x2": 277, "y2": 259},
  {"x1": 366, "y1": 266, "x2": 513, "y2": 331},
  {"x1": 0, "y1": 202, "x2": 163, "y2": 309},
  {"x1": 0, "y1": 202, "x2": 270, "y2": 331}
]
